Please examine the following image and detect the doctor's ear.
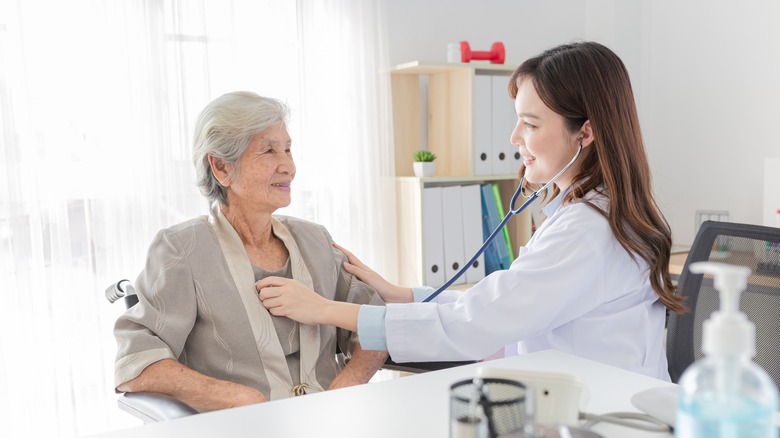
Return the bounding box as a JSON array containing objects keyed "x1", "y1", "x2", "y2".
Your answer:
[{"x1": 576, "y1": 120, "x2": 594, "y2": 148}]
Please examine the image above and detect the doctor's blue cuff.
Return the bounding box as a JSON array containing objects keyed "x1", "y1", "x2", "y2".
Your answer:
[
  {"x1": 412, "y1": 286, "x2": 435, "y2": 302},
  {"x1": 356, "y1": 305, "x2": 388, "y2": 351}
]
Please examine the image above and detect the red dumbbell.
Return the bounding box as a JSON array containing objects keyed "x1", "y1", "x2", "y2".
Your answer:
[{"x1": 459, "y1": 41, "x2": 505, "y2": 64}]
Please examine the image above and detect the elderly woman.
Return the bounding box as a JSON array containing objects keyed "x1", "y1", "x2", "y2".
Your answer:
[{"x1": 113, "y1": 91, "x2": 387, "y2": 411}]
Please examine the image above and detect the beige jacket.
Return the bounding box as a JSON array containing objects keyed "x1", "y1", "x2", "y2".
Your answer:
[{"x1": 114, "y1": 205, "x2": 383, "y2": 400}]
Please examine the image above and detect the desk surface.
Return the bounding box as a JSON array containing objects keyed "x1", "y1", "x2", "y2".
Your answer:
[
  {"x1": 669, "y1": 251, "x2": 688, "y2": 277},
  {"x1": 669, "y1": 250, "x2": 779, "y2": 287},
  {"x1": 86, "y1": 350, "x2": 676, "y2": 438}
]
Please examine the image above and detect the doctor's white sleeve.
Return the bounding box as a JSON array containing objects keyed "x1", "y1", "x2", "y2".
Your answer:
[
  {"x1": 413, "y1": 286, "x2": 461, "y2": 303},
  {"x1": 357, "y1": 286, "x2": 474, "y2": 351},
  {"x1": 382, "y1": 214, "x2": 610, "y2": 363}
]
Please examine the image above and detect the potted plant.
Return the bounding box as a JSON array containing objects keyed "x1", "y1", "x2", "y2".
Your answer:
[{"x1": 413, "y1": 150, "x2": 437, "y2": 177}]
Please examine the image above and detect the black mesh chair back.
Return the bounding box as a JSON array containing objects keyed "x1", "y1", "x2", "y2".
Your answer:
[{"x1": 666, "y1": 221, "x2": 780, "y2": 386}]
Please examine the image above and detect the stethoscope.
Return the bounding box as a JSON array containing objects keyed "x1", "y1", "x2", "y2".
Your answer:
[{"x1": 421, "y1": 144, "x2": 584, "y2": 303}]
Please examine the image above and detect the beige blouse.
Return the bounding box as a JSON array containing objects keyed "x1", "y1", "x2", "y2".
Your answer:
[{"x1": 253, "y1": 261, "x2": 301, "y2": 386}]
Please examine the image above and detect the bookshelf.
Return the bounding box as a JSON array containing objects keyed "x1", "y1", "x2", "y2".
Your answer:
[{"x1": 390, "y1": 62, "x2": 532, "y2": 288}]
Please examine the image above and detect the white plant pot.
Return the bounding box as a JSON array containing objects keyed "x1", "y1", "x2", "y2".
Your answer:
[{"x1": 413, "y1": 161, "x2": 435, "y2": 177}]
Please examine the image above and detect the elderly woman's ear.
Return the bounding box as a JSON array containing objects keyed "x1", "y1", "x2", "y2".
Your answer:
[{"x1": 208, "y1": 155, "x2": 233, "y2": 187}]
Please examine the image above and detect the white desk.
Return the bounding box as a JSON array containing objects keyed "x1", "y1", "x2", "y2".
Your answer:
[{"x1": 85, "y1": 350, "x2": 676, "y2": 438}]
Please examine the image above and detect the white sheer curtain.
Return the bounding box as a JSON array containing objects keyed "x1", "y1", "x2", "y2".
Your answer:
[
  {"x1": 0, "y1": 1, "x2": 395, "y2": 436},
  {"x1": 287, "y1": 0, "x2": 397, "y2": 278}
]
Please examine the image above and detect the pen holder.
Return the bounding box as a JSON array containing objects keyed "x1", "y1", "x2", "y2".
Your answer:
[{"x1": 450, "y1": 378, "x2": 534, "y2": 438}]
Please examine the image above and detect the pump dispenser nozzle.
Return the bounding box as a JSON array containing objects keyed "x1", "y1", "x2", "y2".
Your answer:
[
  {"x1": 676, "y1": 262, "x2": 778, "y2": 437},
  {"x1": 689, "y1": 262, "x2": 754, "y2": 357}
]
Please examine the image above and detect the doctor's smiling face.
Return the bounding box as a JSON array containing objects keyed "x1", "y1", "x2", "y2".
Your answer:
[{"x1": 510, "y1": 79, "x2": 585, "y2": 191}]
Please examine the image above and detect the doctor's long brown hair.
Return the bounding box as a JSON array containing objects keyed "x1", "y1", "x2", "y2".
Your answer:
[{"x1": 509, "y1": 41, "x2": 686, "y2": 314}]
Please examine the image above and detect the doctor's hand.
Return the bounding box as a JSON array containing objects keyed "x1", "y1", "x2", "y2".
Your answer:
[
  {"x1": 257, "y1": 277, "x2": 329, "y2": 326},
  {"x1": 257, "y1": 276, "x2": 360, "y2": 332},
  {"x1": 333, "y1": 243, "x2": 413, "y2": 303}
]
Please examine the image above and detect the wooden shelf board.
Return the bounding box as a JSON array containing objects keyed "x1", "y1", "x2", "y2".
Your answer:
[
  {"x1": 397, "y1": 174, "x2": 519, "y2": 183},
  {"x1": 390, "y1": 61, "x2": 517, "y2": 75}
]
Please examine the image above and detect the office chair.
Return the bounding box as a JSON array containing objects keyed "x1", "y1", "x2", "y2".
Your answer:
[
  {"x1": 105, "y1": 280, "x2": 199, "y2": 423},
  {"x1": 666, "y1": 221, "x2": 780, "y2": 386}
]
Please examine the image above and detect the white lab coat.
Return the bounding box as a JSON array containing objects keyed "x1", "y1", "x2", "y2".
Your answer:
[{"x1": 385, "y1": 189, "x2": 670, "y2": 380}]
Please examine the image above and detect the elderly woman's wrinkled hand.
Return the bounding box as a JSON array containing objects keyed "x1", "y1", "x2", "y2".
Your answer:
[{"x1": 257, "y1": 276, "x2": 328, "y2": 325}]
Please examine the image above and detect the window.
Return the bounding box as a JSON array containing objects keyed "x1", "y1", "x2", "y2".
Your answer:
[{"x1": 0, "y1": 1, "x2": 394, "y2": 435}]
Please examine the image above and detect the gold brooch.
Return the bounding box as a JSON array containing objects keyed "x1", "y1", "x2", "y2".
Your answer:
[{"x1": 291, "y1": 383, "x2": 309, "y2": 396}]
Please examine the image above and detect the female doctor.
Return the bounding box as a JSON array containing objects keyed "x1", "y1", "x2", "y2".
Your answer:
[{"x1": 258, "y1": 41, "x2": 685, "y2": 381}]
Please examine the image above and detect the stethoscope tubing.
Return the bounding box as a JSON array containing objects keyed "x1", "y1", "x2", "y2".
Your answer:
[{"x1": 421, "y1": 145, "x2": 582, "y2": 303}]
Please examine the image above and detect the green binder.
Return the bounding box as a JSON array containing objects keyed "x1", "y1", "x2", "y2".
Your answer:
[{"x1": 491, "y1": 183, "x2": 515, "y2": 261}]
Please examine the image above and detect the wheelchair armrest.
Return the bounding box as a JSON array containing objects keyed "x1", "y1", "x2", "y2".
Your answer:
[{"x1": 118, "y1": 392, "x2": 198, "y2": 423}]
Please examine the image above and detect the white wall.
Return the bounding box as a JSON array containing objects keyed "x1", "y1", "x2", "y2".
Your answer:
[
  {"x1": 383, "y1": 0, "x2": 780, "y2": 246},
  {"x1": 638, "y1": 0, "x2": 780, "y2": 245},
  {"x1": 765, "y1": 157, "x2": 780, "y2": 227}
]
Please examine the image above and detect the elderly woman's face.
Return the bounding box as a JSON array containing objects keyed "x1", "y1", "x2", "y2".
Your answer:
[{"x1": 229, "y1": 122, "x2": 295, "y2": 213}]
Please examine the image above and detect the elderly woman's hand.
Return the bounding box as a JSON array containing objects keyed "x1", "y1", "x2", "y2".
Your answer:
[{"x1": 333, "y1": 243, "x2": 413, "y2": 303}]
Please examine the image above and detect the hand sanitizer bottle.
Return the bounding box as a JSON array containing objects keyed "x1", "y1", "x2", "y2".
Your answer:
[{"x1": 675, "y1": 262, "x2": 779, "y2": 438}]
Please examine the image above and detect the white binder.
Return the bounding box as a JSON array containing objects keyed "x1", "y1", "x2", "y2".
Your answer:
[
  {"x1": 491, "y1": 75, "x2": 519, "y2": 175},
  {"x1": 473, "y1": 74, "x2": 493, "y2": 176},
  {"x1": 461, "y1": 184, "x2": 486, "y2": 283},
  {"x1": 440, "y1": 186, "x2": 466, "y2": 285},
  {"x1": 421, "y1": 187, "x2": 446, "y2": 288}
]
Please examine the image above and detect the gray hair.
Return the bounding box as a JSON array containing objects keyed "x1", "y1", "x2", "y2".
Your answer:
[{"x1": 192, "y1": 91, "x2": 289, "y2": 205}]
